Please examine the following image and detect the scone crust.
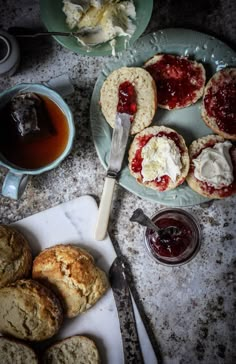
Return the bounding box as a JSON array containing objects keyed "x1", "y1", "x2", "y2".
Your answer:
[
  {"x1": 128, "y1": 125, "x2": 190, "y2": 191},
  {"x1": 100, "y1": 67, "x2": 157, "y2": 135},
  {"x1": 201, "y1": 68, "x2": 236, "y2": 140},
  {"x1": 0, "y1": 279, "x2": 63, "y2": 341},
  {"x1": 0, "y1": 225, "x2": 32, "y2": 288},
  {"x1": 43, "y1": 335, "x2": 100, "y2": 364},
  {"x1": 186, "y1": 134, "x2": 236, "y2": 198},
  {"x1": 0, "y1": 336, "x2": 38, "y2": 363},
  {"x1": 32, "y1": 244, "x2": 109, "y2": 318},
  {"x1": 144, "y1": 54, "x2": 206, "y2": 110}
]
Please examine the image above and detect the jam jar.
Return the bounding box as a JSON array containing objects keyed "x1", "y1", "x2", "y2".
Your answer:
[{"x1": 144, "y1": 208, "x2": 201, "y2": 266}]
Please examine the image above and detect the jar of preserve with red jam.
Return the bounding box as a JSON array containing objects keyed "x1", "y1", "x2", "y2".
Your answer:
[{"x1": 144, "y1": 208, "x2": 201, "y2": 266}]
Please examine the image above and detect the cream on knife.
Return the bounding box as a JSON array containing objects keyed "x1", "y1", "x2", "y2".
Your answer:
[{"x1": 95, "y1": 80, "x2": 137, "y2": 240}]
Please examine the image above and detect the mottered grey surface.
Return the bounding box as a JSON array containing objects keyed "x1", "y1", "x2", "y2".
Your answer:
[{"x1": 0, "y1": 1, "x2": 236, "y2": 363}]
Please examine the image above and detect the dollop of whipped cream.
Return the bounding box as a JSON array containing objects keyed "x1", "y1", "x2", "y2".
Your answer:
[
  {"x1": 141, "y1": 136, "x2": 182, "y2": 183},
  {"x1": 193, "y1": 141, "x2": 233, "y2": 188},
  {"x1": 63, "y1": 0, "x2": 136, "y2": 50}
]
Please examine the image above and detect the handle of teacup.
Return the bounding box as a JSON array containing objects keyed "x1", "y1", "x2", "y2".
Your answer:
[{"x1": 2, "y1": 171, "x2": 29, "y2": 199}]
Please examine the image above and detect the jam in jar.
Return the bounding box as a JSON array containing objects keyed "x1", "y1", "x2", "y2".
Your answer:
[{"x1": 144, "y1": 209, "x2": 201, "y2": 266}]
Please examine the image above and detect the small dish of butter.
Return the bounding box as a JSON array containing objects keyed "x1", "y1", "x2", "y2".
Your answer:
[{"x1": 40, "y1": 0, "x2": 153, "y2": 56}]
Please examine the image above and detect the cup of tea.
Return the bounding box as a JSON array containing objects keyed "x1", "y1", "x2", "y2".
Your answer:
[{"x1": 0, "y1": 83, "x2": 75, "y2": 199}]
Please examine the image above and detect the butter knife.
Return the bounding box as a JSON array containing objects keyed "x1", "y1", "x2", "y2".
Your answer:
[
  {"x1": 109, "y1": 256, "x2": 144, "y2": 364},
  {"x1": 95, "y1": 113, "x2": 131, "y2": 240}
]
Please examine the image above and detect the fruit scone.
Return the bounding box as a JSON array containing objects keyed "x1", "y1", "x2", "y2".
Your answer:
[
  {"x1": 186, "y1": 135, "x2": 236, "y2": 199},
  {"x1": 128, "y1": 126, "x2": 190, "y2": 192},
  {"x1": 201, "y1": 68, "x2": 236, "y2": 140},
  {"x1": 144, "y1": 54, "x2": 206, "y2": 110},
  {"x1": 100, "y1": 67, "x2": 157, "y2": 134}
]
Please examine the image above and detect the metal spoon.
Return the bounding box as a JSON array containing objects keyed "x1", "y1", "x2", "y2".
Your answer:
[
  {"x1": 8, "y1": 26, "x2": 102, "y2": 46},
  {"x1": 130, "y1": 208, "x2": 180, "y2": 244}
]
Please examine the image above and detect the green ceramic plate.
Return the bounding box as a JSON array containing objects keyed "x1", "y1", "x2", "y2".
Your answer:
[
  {"x1": 40, "y1": 0, "x2": 153, "y2": 56},
  {"x1": 90, "y1": 29, "x2": 236, "y2": 206}
]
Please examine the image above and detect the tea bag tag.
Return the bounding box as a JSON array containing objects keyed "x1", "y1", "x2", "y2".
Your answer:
[{"x1": 45, "y1": 74, "x2": 74, "y2": 98}]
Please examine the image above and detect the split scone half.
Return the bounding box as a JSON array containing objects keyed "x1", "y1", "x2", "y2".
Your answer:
[
  {"x1": 43, "y1": 335, "x2": 100, "y2": 364},
  {"x1": 100, "y1": 67, "x2": 157, "y2": 135},
  {"x1": 186, "y1": 135, "x2": 236, "y2": 199},
  {"x1": 0, "y1": 337, "x2": 38, "y2": 364},
  {"x1": 128, "y1": 126, "x2": 190, "y2": 192},
  {"x1": 144, "y1": 54, "x2": 206, "y2": 110},
  {"x1": 32, "y1": 244, "x2": 109, "y2": 318},
  {"x1": 201, "y1": 68, "x2": 236, "y2": 140}
]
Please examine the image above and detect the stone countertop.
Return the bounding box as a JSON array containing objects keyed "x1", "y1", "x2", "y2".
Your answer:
[{"x1": 0, "y1": 1, "x2": 236, "y2": 363}]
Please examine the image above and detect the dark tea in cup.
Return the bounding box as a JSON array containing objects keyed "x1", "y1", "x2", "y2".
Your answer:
[{"x1": 0, "y1": 92, "x2": 69, "y2": 169}]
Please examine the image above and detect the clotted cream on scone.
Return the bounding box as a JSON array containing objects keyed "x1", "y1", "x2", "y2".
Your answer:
[
  {"x1": 186, "y1": 135, "x2": 236, "y2": 199},
  {"x1": 128, "y1": 126, "x2": 189, "y2": 192}
]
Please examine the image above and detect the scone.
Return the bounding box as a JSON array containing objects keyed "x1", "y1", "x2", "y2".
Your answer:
[
  {"x1": 201, "y1": 68, "x2": 236, "y2": 140},
  {"x1": 0, "y1": 279, "x2": 63, "y2": 341},
  {"x1": 32, "y1": 244, "x2": 109, "y2": 318},
  {"x1": 144, "y1": 54, "x2": 206, "y2": 109},
  {"x1": 0, "y1": 336, "x2": 38, "y2": 364},
  {"x1": 43, "y1": 335, "x2": 100, "y2": 364},
  {"x1": 0, "y1": 225, "x2": 32, "y2": 288},
  {"x1": 128, "y1": 126, "x2": 190, "y2": 191},
  {"x1": 186, "y1": 135, "x2": 236, "y2": 198},
  {"x1": 100, "y1": 67, "x2": 157, "y2": 135}
]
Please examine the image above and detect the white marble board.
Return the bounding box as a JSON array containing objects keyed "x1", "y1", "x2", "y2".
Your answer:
[{"x1": 11, "y1": 195, "x2": 158, "y2": 364}]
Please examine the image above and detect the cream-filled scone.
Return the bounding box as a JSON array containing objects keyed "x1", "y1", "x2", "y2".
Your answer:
[
  {"x1": 32, "y1": 244, "x2": 109, "y2": 318},
  {"x1": 186, "y1": 135, "x2": 236, "y2": 198},
  {"x1": 100, "y1": 67, "x2": 157, "y2": 134},
  {"x1": 201, "y1": 68, "x2": 236, "y2": 140},
  {"x1": 128, "y1": 126, "x2": 190, "y2": 191},
  {"x1": 144, "y1": 54, "x2": 206, "y2": 110}
]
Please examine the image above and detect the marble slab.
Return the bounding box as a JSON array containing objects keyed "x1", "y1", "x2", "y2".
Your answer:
[{"x1": 12, "y1": 195, "x2": 158, "y2": 364}]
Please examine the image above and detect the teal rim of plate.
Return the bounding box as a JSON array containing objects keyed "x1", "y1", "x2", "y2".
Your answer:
[
  {"x1": 40, "y1": 0, "x2": 153, "y2": 56},
  {"x1": 90, "y1": 28, "x2": 236, "y2": 207}
]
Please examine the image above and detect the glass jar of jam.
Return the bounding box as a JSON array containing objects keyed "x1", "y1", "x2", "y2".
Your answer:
[{"x1": 144, "y1": 208, "x2": 201, "y2": 266}]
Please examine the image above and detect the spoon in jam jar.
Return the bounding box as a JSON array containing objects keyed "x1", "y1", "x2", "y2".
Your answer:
[{"x1": 130, "y1": 208, "x2": 180, "y2": 244}]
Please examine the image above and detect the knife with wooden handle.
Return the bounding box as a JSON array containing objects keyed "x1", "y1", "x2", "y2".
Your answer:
[
  {"x1": 95, "y1": 113, "x2": 131, "y2": 241},
  {"x1": 109, "y1": 256, "x2": 144, "y2": 364}
]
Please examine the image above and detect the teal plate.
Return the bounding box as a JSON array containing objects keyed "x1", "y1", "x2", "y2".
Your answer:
[
  {"x1": 90, "y1": 29, "x2": 236, "y2": 206},
  {"x1": 40, "y1": 0, "x2": 153, "y2": 56}
]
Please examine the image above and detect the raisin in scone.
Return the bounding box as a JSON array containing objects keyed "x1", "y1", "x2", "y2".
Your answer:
[
  {"x1": 100, "y1": 67, "x2": 157, "y2": 135},
  {"x1": 0, "y1": 225, "x2": 32, "y2": 288},
  {"x1": 144, "y1": 54, "x2": 206, "y2": 110},
  {"x1": 43, "y1": 335, "x2": 100, "y2": 364},
  {"x1": 201, "y1": 68, "x2": 236, "y2": 140},
  {"x1": 186, "y1": 135, "x2": 236, "y2": 198},
  {"x1": 128, "y1": 126, "x2": 190, "y2": 192},
  {"x1": 0, "y1": 279, "x2": 63, "y2": 341},
  {"x1": 32, "y1": 244, "x2": 109, "y2": 318}
]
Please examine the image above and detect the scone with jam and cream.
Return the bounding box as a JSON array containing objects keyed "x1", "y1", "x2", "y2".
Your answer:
[
  {"x1": 128, "y1": 126, "x2": 190, "y2": 191},
  {"x1": 201, "y1": 68, "x2": 236, "y2": 140},
  {"x1": 186, "y1": 135, "x2": 236, "y2": 198},
  {"x1": 144, "y1": 54, "x2": 206, "y2": 110}
]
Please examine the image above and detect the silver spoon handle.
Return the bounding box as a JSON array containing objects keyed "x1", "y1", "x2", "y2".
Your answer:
[
  {"x1": 14, "y1": 31, "x2": 77, "y2": 38},
  {"x1": 130, "y1": 208, "x2": 160, "y2": 232}
]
